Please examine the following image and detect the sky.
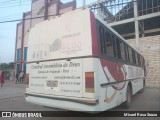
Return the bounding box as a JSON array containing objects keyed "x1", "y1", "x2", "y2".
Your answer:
[
  {"x1": 0, "y1": 0, "x2": 96, "y2": 63},
  {"x1": 0, "y1": 0, "x2": 32, "y2": 63}
]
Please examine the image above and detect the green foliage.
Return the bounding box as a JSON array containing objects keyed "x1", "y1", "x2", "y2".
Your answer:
[{"x1": 0, "y1": 62, "x2": 14, "y2": 70}]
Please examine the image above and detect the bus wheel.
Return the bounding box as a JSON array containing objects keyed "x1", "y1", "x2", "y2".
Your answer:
[
  {"x1": 139, "y1": 85, "x2": 144, "y2": 93},
  {"x1": 139, "y1": 79, "x2": 145, "y2": 93},
  {"x1": 122, "y1": 86, "x2": 132, "y2": 109}
]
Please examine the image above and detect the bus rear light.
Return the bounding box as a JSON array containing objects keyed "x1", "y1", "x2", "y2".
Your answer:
[
  {"x1": 85, "y1": 72, "x2": 95, "y2": 93},
  {"x1": 26, "y1": 73, "x2": 29, "y2": 88}
]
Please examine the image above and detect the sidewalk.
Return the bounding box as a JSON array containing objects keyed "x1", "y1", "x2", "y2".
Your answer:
[{"x1": 0, "y1": 80, "x2": 26, "y2": 99}]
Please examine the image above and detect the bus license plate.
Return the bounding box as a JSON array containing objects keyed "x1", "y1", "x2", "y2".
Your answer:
[{"x1": 47, "y1": 81, "x2": 58, "y2": 88}]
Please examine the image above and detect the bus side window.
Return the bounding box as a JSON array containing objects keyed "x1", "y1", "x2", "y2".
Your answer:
[
  {"x1": 99, "y1": 26, "x2": 106, "y2": 54},
  {"x1": 134, "y1": 51, "x2": 137, "y2": 65},
  {"x1": 133, "y1": 51, "x2": 138, "y2": 65},
  {"x1": 120, "y1": 41, "x2": 126, "y2": 61},
  {"x1": 112, "y1": 35, "x2": 117, "y2": 58},
  {"x1": 128, "y1": 47, "x2": 133, "y2": 64},
  {"x1": 125, "y1": 45, "x2": 130, "y2": 62},
  {"x1": 139, "y1": 55, "x2": 142, "y2": 66},
  {"x1": 105, "y1": 31, "x2": 114, "y2": 57},
  {"x1": 142, "y1": 57, "x2": 145, "y2": 67},
  {"x1": 116, "y1": 38, "x2": 121, "y2": 59},
  {"x1": 132, "y1": 50, "x2": 136, "y2": 65},
  {"x1": 135, "y1": 52, "x2": 139, "y2": 65},
  {"x1": 142, "y1": 57, "x2": 144, "y2": 67},
  {"x1": 99, "y1": 26, "x2": 103, "y2": 54},
  {"x1": 141, "y1": 57, "x2": 144, "y2": 67},
  {"x1": 137, "y1": 54, "x2": 140, "y2": 66}
]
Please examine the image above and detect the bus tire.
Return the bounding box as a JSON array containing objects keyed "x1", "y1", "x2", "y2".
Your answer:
[
  {"x1": 122, "y1": 86, "x2": 132, "y2": 109},
  {"x1": 139, "y1": 79, "x2": 145, "y2": 93},
  {"x1": 139, "y1": 87, "x2": 144, "y2": 93}
]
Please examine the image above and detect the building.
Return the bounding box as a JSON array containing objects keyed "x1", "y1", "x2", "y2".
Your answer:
[
  {"x1": 14, "y1": 0, "x2": 76, "y2": 74},
  {"x1": 89, "y1": 0, "x2": 160, "y2": 88}
]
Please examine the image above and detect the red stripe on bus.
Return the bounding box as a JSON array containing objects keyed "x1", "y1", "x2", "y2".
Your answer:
[
  {"x1": 100, "y1": 59, "x2": 126, "y2": 90},
  {"x1": 101, "y1": 59, "x2": 125, "y2": 81},
  {"x1": 90, "y1": 11, "x2": 98, "y2": 56}
]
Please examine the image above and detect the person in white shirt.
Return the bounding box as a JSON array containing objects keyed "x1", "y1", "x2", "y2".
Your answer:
[{"x1": 19, "y1": 71, "x2": 24, "y2": 83}]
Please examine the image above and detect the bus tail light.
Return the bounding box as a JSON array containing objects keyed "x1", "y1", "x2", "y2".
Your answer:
[
  {"x1": 85, "y1": 72, "x2": 95, "y2": 93},
  {"x1": 26, "y1": 73, "x2": 29, "y2": 88}
]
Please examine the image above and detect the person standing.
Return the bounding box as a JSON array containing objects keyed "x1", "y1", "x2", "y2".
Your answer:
[
  {"x1": 19, "y1": 71, "x2": 24, "y2": 83},
  {"x1": 0, "y1": 70, "x2": 5, "y2": 87},
  {"x1": 15, "y1": 72, "x2": 19, "y2": 83}
]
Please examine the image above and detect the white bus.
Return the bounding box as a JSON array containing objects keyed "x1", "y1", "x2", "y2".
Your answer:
[{"x1": 25, "y1": 9, "x2": 146, "y2": 112}]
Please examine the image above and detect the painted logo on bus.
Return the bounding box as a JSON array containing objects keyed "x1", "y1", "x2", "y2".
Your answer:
[{"x1": 100, "y1": 60, "x2": 127, "y2": 103}]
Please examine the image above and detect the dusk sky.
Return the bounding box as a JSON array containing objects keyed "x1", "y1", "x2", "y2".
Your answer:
[{"x1": 0, "y1": 0, "x2": 96, "y2": 63}]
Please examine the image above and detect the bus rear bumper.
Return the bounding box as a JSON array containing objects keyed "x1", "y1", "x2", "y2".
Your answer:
[{"x1": 25, "y1": 93, "x2": 100, "y2": 111}]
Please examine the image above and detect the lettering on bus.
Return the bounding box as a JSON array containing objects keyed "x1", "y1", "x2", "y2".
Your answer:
[
  {"x1": 31, "y1": 62, "x2": 80, "y2": 70},
  {"x1": 61, "y1": 89, "x2": 80, "y2": 93},
  {"x1": 54, "y1": 75, "x2": 80, "y2": 80},
  {"x1": 61, "y1": 32, "x2": 82, "y2": 52},
  {"x1": 30, "y1": 83, "x2": 44, "y2": 87},
  {"x1": 60, "y1": 81, "x2": 81, "y2": 86},
  {"x1": 31, "y1": 64, "x2": 43, "y2": 69},
  {"x1": 30, "y1": 61, "x2": 81, "y2": 81},
  {"x1": 31, "y1": 76, "x2": 47, "y2": 79}
]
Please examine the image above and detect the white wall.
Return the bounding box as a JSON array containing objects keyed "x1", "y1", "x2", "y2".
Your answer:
[
  {"x1": 16, "y1": 22, "x2": 22, "y2": 49},
  {"x1": 24, "y1": 12, "x2": 31, "y2": 48},
  {"x1": 31, "y1": 0, "x2": 45, "y2": 27}
]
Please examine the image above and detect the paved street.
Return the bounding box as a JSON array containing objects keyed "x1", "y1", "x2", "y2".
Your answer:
[
  {"x1": 0, "y1": 80, "x2": 54, "y2": 111},
  {"x1": 0, "y1": 80, "x2": 159, "y2": 120}
]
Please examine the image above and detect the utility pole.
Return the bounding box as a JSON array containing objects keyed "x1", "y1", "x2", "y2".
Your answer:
[
  {"x1": 82, "y1": 0, "x2": 86, "y2": 7},
  {"x1": 97, "y1": 0, "x2": 100, "y2": 16},
  {"x1": 133, "y1": 0, "x2": 139, "y2": 49}
]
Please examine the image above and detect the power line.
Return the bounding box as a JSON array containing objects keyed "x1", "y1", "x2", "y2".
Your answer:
[
  {"x1": 0, "y1": 2, "x2": 47, "y2": 19},
  {"x1": 0, "y1": 14, "x2": 54, "y2": 24},
  {"x1": 0, "y1": 0, "x2": 31, "y2": 8},
  {"x1": 0, "y1": 0, "x2": 29, "y2": 5},
  {"x1": 0, "y1": 0, "x2": 17, "y2": 4},
  {"x1": 0, "y1": 13, "x2": 22, "y2": 19},
  {"x1": 0, "y1": 4, "x2": 30, "y2": 9},
  {"x1": 0, "y1": 3, "x2": 31, "y2": 8},
  {"x1": 0, "y1": 0, "x2": 137, "y2": 23}
]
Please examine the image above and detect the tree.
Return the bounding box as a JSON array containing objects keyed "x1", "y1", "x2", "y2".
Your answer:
[
  {"x1": 0, "y1": 62, "x2": 14, "y2": 69},
  {"x1": 8, "y1": 62, "x2": 14, "y2": 69}
]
